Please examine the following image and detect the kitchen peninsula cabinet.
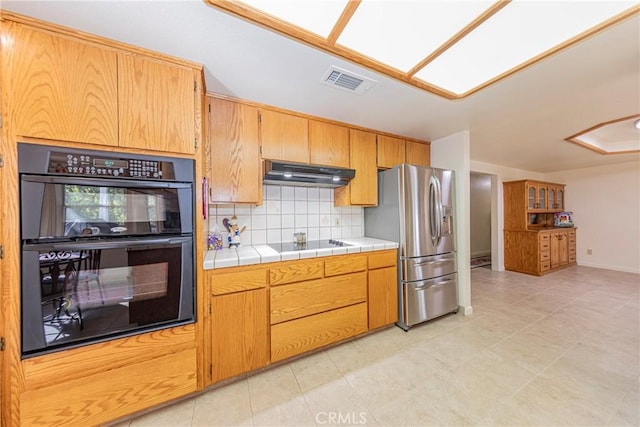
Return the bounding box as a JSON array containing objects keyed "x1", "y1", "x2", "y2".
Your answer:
[
  {"x1": 308, "y1": 120, "x2": 350, "y2": 168},
  {"x1": 207, "y1": 97, "x2": 261, "y2": 204},
  {"x1": 259, "y1": 109, "x2": 309, "y2": 163},
  {"x1": 6, "y1": 22, "x2": 119, "y2": 146},
  {"x1": 118, "y1": 54, "x2": 197, "y2": 154},
  {"x1": 335, "y1": 129, "x2": 378, "y2": 206}
]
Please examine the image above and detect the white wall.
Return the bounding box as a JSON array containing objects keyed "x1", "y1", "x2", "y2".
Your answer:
[
  {"x1": 431, "y1": 131, "x2": 472, "y2": 315},
  {"x1": 470, "y1": 173, "x2": 492, "y2": 258},
  {"x1": 545, "y1": 160, "x2": 640, "y2": 273}
]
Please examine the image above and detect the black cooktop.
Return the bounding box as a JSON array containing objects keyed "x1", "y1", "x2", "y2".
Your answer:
[{"x1": 267, "y1": 239, "x2": 351, "y2": 252}]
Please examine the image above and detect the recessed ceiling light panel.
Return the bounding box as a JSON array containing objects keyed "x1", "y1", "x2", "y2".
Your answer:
[
  {"x1": 413, "y1": 1, "x2": 637, "y2": 95},
  {"x1": 239, "y1": 0, "x2": 348, "y2": 37},
  {"x1": 566, "y1": 115, "x2": 640, "y2": 154}
]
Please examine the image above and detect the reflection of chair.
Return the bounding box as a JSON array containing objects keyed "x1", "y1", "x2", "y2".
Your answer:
[
  {"x1": 78, "y1": 249, "x2": 104, "y2": 305},
  {"x1": 39, "y1": 251, "x2": 84, "y2": 329}
]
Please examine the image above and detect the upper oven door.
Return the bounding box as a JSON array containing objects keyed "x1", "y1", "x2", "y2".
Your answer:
[{"x1": 21, "y1": 175, "x2": 193, "y2": 241}]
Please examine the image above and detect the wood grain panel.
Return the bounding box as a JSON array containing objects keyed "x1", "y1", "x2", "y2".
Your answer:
[
  {"x1": 270, "y1": 272, "x2": 367, "y2": 324},
  {"x1": 405, "y1": 141, "x2": 430, "y2": 167},
  {"x1": 368, "y1": 266, "x2": 398, "y2": 330},
  {"x1": 20, "y1": 348, "x2": 197, "y2": 426},
  {"x1": 324, "y1": 255, "x2": 367, "y2": 277},
  {"x1": 208, "y1": 97, "x2": 261, "y2": 203},
  {"x1": 368, "y1": 250, "x2": 397, "y2": 270},
  {"x1": 269, "y1": 259, "x2": 324, "y2": 286},
  {"x1": 308, "y1": 120, "x2": 350, "y2": 168},
  {"x1": 271, "y1": 303, "x2": 367, "y2": 362},
  {"x1": 377, "y1": 135, "x2": 405, "y2": 169},
  {"x1": 346, "y1": 128, "x2": 377, "y2": 206},
  {"x1": 259, "y1": 109, "x2": 308, "y2": 163},
  {"x1": 209, "y1": 265, "x2": 268, "y2": 295},
  {"x1": 118, "y1": 53, "x2": 195, "y2": 154},
  {"x1": 503, "y1": 181, "x2": 528, "y2": 231},
  {"x1": 22, "y1": 324, "x2": 196, "y2": 390},
  {"x1": 211, "y1": 288, "x2": 269, "y2": 383},
  {"x1": 8, "y1": 22, "x2": 118, "y2": 146},
  {"x1": 504, "y1": 230, "x2": 539, "y2": 275}
]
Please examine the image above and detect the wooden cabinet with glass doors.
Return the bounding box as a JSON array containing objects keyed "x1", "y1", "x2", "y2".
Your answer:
[{"x1": 503, "y1": 179, "x2": 575, "y2": 276}]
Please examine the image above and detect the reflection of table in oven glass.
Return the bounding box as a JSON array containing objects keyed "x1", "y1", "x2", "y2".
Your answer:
[{"x1": 39, "y1": 251, "x2": 89, "y2": 329}]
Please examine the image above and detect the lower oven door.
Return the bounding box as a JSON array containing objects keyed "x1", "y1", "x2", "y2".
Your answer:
[{"x1": 21, "y1": 236, "x2": 194, "y2": 357}]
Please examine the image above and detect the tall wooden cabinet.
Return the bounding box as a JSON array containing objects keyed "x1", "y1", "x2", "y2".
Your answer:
[
  {"x1": 503, "y1": 180, "x2": 576, "y2": 276},
  {"x1": 335, "y1": 129, "x2": 378, "y2": 206}
]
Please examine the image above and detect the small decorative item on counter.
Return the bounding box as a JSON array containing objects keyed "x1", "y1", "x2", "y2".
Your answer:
[
  {"x1": 554, "y1": 211, "x2": 574, "y2": 227},
  {"x1": 208, "y1": 225, "x2": 224, "y2": 250},
  {"x1": 223, "y1": 214, "x2": 246, "y2": 247}
]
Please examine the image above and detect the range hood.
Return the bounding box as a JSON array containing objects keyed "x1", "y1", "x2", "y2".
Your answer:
[{"x1": 263, "y1": 160, "x2": 355, "y2": 188}]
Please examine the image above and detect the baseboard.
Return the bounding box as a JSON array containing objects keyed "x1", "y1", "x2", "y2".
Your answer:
[
  {"x1": 458, "y1": 305, "x2": 473, "y2": 316},
  {"x1": 470, "y1": 251, "x2": 491, "y2": 259},
  {"x1": 577, "y1": 262, "x2": 640, "y2": 274}
]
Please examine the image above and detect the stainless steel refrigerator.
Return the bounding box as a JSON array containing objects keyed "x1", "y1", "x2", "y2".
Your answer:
[{"x1": 365, "y1": 164, "x2": 458, "y2": 330}]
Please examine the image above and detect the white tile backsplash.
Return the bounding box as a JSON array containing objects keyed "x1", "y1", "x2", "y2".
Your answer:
[{"x1": 209, "y1": 185, "x2": 364, "y2": 246}]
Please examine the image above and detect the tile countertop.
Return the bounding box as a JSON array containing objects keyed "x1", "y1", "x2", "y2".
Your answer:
[{"x1": 204, "y1": 237, "x2": 399, "y2": 270}]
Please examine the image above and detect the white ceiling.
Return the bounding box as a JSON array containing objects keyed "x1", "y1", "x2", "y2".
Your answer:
[{"x1": 3, "y1": 0, "x2": 640, "y2": 173}]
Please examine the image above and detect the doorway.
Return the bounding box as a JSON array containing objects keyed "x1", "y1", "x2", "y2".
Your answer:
[{"x1": 470, "y1": 172, "x2": 492, "y2": 269}]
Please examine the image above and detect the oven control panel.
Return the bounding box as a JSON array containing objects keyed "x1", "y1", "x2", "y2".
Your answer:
[{"x1": 47, "y1": 151, "x2": 175, "y2": 180}]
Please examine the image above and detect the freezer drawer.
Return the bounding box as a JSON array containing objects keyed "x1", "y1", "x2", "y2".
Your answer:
[
  {"x1": 402, "y1": 253, "x2": 456, "y2": 282},
  {"x1": 403, "y1": 273, "x2": 458, "y2": 327}
]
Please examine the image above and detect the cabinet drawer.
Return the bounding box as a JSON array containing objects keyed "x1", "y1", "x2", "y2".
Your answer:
[
  {"x1": 210, "y1": 267, "x2": 268, "y2": 295},
  {"x1": 270, "y1": 259, "x2": 324, "y2": 286},
  {"x1": 368, "y1": 250, "x2": 397, "y2": 269},
  {"x1": 539, "y1": 251, "x2": 550, "y2": 262},
  {"x1": 539, "y1": 233, "x2": 550, "y2": 242},
  {"x1": 569, "y1": 246, "x2": 576, "y2": 254},
  {"x1": 270, "y1": 272, "x2": 367, "y2": 324},
  {"x1": 540, "y1": 241, "x2": 550, "y2": 251},
  {"x1": 271, "y1": 303, "x2": 368, "y2": 362},
  {"x1": 325, "y1": 255, "x2": 367, "y2": 277},
  {"x1": 540, "y1": 260, "x2": 551, "y2": 272},
  {"x1": 569, "y1": 254, "x2": 576, "y2": 263}
]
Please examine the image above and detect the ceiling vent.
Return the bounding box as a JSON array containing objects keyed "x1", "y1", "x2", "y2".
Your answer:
[{"x1": 320, "y1": 66, "x2": 377, "y2": 95}]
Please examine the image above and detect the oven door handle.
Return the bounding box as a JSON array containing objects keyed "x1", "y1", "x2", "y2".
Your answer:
[
  {"x1": 23, "y1": 236, "x2": 192, "y2": 251},
  {"x1": 21, "y1": 175, "x2": 192, "y2": 189}
]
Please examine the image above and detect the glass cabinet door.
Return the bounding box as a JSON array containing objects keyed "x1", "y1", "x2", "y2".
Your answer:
[
  {"x1": 528, "y1": 186, "x2": 536, "y2": 210},
  {"x1": 538, "y1": 187, "x2": 546, "y2": 210},
  {"x1": 558, "y1": 190, "x2": 564, "y2": 210},
  {"x1": 548, "y1": 188, "x2": 556, "y2": 210}
]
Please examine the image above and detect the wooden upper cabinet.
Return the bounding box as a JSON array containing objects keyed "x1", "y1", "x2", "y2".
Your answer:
[
  {"x1": 308, "y1": 120, "x2": 350, "y2": 168},
  {"x1": 207, "y1": 97, "x2": 261, "y2": 204},
  {"x1": 405, "y1": 141, "x2": 430, "y2": 167},
  {"x1": 336, "y1": 129, "x2": 377, "y2": 206},
  {"x1": 7, "y1": 22, "x2": 118, "y2": 146},
  {"x1": 259, "y1": 109, "x2": 309, "y2": 163},
  {"x1": 377, "y1": 135, "x2": 405, "y2": 169},
  {"x1": 118, "y1": 53, "x2": 196, "y2": 154}
]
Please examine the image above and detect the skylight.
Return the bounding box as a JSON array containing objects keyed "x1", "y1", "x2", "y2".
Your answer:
[{"x1": 207, "y1": 0, "x2": 639, "y2": 99}]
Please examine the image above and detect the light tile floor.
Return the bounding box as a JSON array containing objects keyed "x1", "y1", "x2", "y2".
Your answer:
[{"x1": 113, "y1": 266, "x2": 639, "y2": 427}]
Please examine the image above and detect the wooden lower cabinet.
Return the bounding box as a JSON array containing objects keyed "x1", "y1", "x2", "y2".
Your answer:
[
  {"x1": 504, "y1": 229, "x2": 576, "y2": 276},
  {"x1": 367, "y1": 251, "x2": 398, "y2": 330},
  {"x1": 20, "y1": 325, "x2": 197, "y2": 426},
  {"x1": 271, "y1": 303, "x2": 368, "y2": 362},
  {"x1": 211, "y1": 288, "x2": 269, "y2": 383}
]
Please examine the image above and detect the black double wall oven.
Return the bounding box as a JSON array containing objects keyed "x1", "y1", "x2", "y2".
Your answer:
[{"x1": 19, "y1": 143, "x2": 195, "y2": 357}]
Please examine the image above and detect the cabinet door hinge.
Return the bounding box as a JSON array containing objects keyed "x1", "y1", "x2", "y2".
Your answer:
[
  {"x1": 0, "y1": 245, "x2": 4, "y2": 259},
  {"x1": 194, "y1": 80, "x2": 197, "y2": 92},
  {"x1": 195, "y1": 137, "x2": 198, "y2": 151},
  {"x1": 209, "y1": 363, "x2": 213, "y2": 377},
  {"x1": 0, "y1": 154, "x2": 4, "y2": 168},
  {"x1": 209, "y1": 302, "x2": 212, "y2": 315},
  {"x1": 0, "y1": 115, "x2": 3, "y2": 128},
  {"x1": 208, "y1": 103, "x2": 211, "y2": 113},
  {"x1": 0, "y1": 337, "x2": 5, "y2": 351}
]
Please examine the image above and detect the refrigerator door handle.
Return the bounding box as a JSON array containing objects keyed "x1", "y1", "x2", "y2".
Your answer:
[
  {"x1": 432, "y1": 175, "x2": 443, "y2": 247},
  {"x1": 412, "y1": 279, "x2": 455, "y2": 292},
  {"x1": 429, "y1": 176, "x2": 439, "y2": 247}
]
